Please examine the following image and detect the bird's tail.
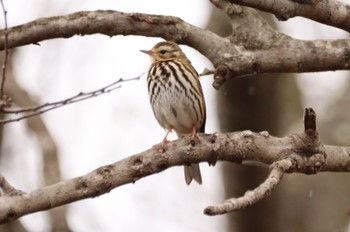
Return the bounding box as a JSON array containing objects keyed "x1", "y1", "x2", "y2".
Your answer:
[
  {"x1": 177, "y1": 132, "x2": 203, "y2": 185},
  {"x1": 184, "y1": 164, "x2": 202, "y2": 185}
]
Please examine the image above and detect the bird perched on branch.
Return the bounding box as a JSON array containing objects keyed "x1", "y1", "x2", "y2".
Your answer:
[{"x1": 141, "y1": 41, "x2": 206, "y2": 185}]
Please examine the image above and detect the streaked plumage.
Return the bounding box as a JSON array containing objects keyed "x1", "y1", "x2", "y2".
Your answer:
[{"x1": 141, "y1": 41, "x2": 206, "y2": 185}]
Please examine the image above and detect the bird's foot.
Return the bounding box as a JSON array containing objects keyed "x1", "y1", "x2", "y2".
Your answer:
[
  {"x1": 157, "y1": 129, "x2": 174, "y2": 152},
  {"x1": 190, "y1": 127, "x2": 201, "y2": 146}
]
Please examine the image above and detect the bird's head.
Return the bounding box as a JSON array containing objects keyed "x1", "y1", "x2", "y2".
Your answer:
[{"x1": 140, "y1": 41, "x2": 188, "y2": 63}]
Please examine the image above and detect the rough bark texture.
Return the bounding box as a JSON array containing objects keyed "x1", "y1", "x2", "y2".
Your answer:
[
  {"x1": 0, "y1": 122, "x2": 350, "y2": 223},
  {"x1": 209, "y1": 6, "x2": 303, "y2": 231},
  {"x1": 0, "y1": 5, "x2": 349, "y2": 90},
  {"x1": 226, "y1": 0, "x2": 350, "y2": 31}
]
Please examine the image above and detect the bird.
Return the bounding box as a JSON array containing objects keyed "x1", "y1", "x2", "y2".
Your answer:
[{"x1": 141, "y1": 41, "x2": 206, "y2": 185}]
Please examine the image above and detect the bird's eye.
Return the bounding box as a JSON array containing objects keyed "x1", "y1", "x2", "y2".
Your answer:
[{"x1": 159, "y1": 50, "x2": 167, "y2": 55}]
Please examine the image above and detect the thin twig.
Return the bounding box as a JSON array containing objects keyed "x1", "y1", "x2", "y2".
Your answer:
[
  {"x1": 204, "y1": 159, "x2": 293, "y2": 215},
  {"x1": 0, "y1": 75, "x2": 141, "y2": 124},
  {"x1": 0, "y1": 0, "x2": 8, "y2": 107}
]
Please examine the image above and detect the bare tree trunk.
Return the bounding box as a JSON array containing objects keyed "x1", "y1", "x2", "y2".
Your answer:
[
  {"x1": 1, "y1": 51, "x2": 71, "y2": 231},
  {"x1": 218, "y1": 74, "x2": 301, "y2": 232},
  {"x1": 0, "y1": 221, "x2": 28, "y2": 232},
  {"x1": 207, "y1": 8, "x2": 302, "y2": 231},
  {"x1": 0, "y1": 51, "x2": 29, "y2": 232}
]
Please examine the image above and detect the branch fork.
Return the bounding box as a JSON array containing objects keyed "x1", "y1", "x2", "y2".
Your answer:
[
  {"x1": 204, "y1": 108, "x2": 325, "y2": 215},
  {"x1": 0, "y1": 108, "x2": 344, "y2": 223}
]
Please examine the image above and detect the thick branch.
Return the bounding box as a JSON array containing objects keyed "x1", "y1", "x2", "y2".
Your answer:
[
  {"x1": 0, "y1": 11, "x2": 348, "y2": 90},
  {"x1": 210, "y1": 0, "x2": 350, "y2": 88},
  {"x1": 0, "y1": 10, "x2": 221, "y2": 54},
  {"x1": 205, "y1": 108, "x2": 321, "y2": 215},
  {"x1": 0, "y1": 128, "x2": 349, "y2": 223},
  {"x1": 226, "y1": 0, "x2": 350, "y2": 32}
]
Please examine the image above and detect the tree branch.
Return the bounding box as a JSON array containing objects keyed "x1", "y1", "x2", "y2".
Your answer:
[
  {"x1": 0, "y1": 108, "x2": 349, "y2": 223},
  {"x1": 225, "y1": 0, "x2": 350, "y2": 32},
  {"x1": 209, "y1": 0, "x2": 350, "y2": 88},
  {"x1": 204, "y1": 108, "x2": 319, "y2": 215},
  {"x1": 0, "y1": 10, "x2": 215, "y2": 51},
  {"x1": 0, "y1": 9, "x2": 349, "y2": 89},
  {"x1": 204, "y1": 159, "x2": 293, "y2": 215},
  {"x1": 0, "y1": 0, "x2": 8, "y2": 107},
  {"x1": 0, "y1": 75, "x2": 140, "y2": 124}
]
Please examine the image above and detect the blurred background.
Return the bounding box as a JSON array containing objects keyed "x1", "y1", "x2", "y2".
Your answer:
[{"x1": 1, "y1": 0, "x2": 350, "y2": 231}]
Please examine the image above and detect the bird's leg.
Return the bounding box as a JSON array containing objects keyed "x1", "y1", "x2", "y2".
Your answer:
[
  {"x1": 190, "y1": 126, "x2": 200, "y2": 146},
  {"x1": 191, "y1": 126, "x2": 198, "y2": 140},
  {"x1": 161, "y1": 129, "x2": 174, "y2": 147}
]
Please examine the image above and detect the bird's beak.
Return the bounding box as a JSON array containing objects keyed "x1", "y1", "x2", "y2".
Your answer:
[{"x1": 140, "y1": 50, "x2": 154, "y2": 57}]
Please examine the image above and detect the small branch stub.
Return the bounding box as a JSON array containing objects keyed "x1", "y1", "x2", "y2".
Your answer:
[
  {"x1": 212, "y1": 64, "x2": 231, "y2": 90},
  {"x1": 0, "y1": 175, "x2": 24, "y2": 196},
  {"x1": 304, "y1": 107, "x2": 316, "y2": 133}
]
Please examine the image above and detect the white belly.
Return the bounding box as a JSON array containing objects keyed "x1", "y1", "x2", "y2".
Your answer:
[{"x1": 151, "y1": 85, "x2": 200, "y2": 134}]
